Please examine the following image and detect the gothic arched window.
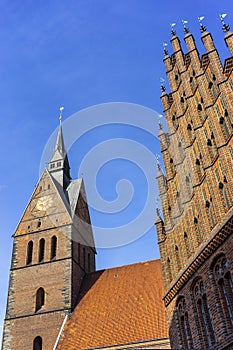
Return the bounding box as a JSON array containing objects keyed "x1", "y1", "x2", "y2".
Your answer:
[
  {"x1": 50, "y1": 236, "x2": 57, "y2": 260},
  {"x1": 38, "y1": 238, "x2": 45, "y2": 263},
  {"x1": 192, "y1": 278, "x2": 215, "y2": 347},
  {"x1": 177, "y1": 297, "x2": 193, "y2": 349},
  {"x1": 33, "y1": 336, "x2": 42, "y2": 350},
  {"x1": 35, "y1": 288, "x2": 45, "y2": 312},
  {"x1": 213, "y1": 255, "x2": 233, "y2": 331},
  {"x1": 26, "y1": 241, "x2": 33, "y2": 265}
]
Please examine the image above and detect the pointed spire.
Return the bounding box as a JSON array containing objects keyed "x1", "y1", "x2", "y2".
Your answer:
[
  {"x1": 48, "y1": 107, "x2": 71, "y2": 190},
  {"x1": 219, "y1": 13, "x2": 230, "y2": 33}
]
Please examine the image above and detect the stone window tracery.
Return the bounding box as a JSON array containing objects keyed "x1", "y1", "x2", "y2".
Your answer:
[
  {"x1": 192, "y1": 279, "x2": 215, "y2": 347},
  {"x1": 177, "y1": 297, "x2": 193, "y2": 349},
  {"x1": 214, "y1": 255, "x2": 233, "y2": 331}
]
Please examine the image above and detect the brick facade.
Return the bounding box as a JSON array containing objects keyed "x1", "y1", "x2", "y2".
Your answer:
[{"x1": 156, "y1": 22, "x2": 233, "y2": 349}]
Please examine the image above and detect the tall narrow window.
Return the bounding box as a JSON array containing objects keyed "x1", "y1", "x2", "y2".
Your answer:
[
  {"x1": 39, "y1": 238, "x2": 45, "y2": 263},
  {"x1": 193, "y1": 279, "x2": 215, "y2": 347},
  {"x1": 214, "y1": 255, "x2": 233, "y2": 332},
  {"x1": 35, "y1": 288, "x2": 45, "y2": 312},
  {"x1": 33, "y1": 336, "x2": 42, "y2": 350},
  {"x1": 26, "y1": 241, "x2": 33, "y2": 265},
  {"x1": 177, "y1": 297, "x2": 193, "y2": 349},
  {"x1": 50, "y1": 236, "x2": 57, "y2": 260}
]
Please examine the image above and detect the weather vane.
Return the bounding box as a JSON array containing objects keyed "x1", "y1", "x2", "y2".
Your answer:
[
  {"x1": 160, "y1": 77, "x2": 166, "y2": 92},
  {"x1": 219, "y1": 13, "x2": 227, "y2": 26},
  {"x1": 170, "y1": 23, "x2": 176, "y2": 35},
  {"x1": 156, "y1": 207, "x2": 160, "y2": 217},
  {"x1": 182, "y1": 19, "x2": 189, "y2": 34},
  {"x1": 59, "y1": 106, "x2": 64, "y2": 123},
  {"x1": 156, "y1": 154, "x2": 161, "y2": 164},
  {"x1": 219, "y1": 13, "x2": 230, "y2": 32},
  {"x1": 162, "y1": 42, "x2": 169, "y2": 57},
  {"x1": 198, "y1": 16, "x2": 206, "y2": 33}
]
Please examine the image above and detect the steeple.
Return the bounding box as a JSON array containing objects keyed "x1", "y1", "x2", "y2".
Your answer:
[{"x1": 48, "y1": 108, "x2": 71, "y2": 190}]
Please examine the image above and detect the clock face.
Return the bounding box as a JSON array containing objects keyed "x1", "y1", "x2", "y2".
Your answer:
[{"x1": 36, "y1": 195, "x2": 53, "y2": 211}]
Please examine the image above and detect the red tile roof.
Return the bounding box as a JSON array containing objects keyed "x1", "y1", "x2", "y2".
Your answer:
[{"x1": 57, "y1": 259, "x2": 168, "y2": 350}]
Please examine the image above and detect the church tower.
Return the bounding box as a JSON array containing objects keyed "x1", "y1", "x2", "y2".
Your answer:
[
  {"x1": 2, "y1": 118, "x2": 96, "y2": 350},
  {"x1": 156, "y1": 17, "x2": 233, "y2": 349}
]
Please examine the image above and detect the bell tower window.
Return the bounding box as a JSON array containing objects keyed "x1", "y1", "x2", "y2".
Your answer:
[
  {"x1": 39, "y1": 238, "x2": 45, "y2": 263},
  {"x1": 50, "y1": 236, "x2": 57, "y2": 260},
  {"x1": 26, "y1": 241, "x2": 33, "y2": 265},
  {"x1": 33, "y1": 336, "x2": 42, "y2": 350},
  {"x1": 35, "y1": 288, "x2": 45, "y2": 313}
]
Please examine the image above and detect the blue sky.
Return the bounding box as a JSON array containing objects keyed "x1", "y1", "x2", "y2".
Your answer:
[{"x1": 1, "y1": 0, "x2": 233, "y2": 343}]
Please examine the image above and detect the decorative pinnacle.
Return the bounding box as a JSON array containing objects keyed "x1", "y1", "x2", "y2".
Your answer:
[
  {"x1": 160, "y1": 77, "x2": 166, "y2": 92},
  {"x1": 157, "y1": 113, "x2": 163, "y2": 123},
  {"x1": 156, "y1": 154, "x2": 161, "y2": 165},
  {"x1": 219, "y1": 13, "x2": 230, "y2": 32},
  {"x1": 156, "y1": 207, "x2": 160, "y2": 217},
  {"x1": 162, "y1": 42, "x2": 168, "y2": 56},
  {"x1": 59, "y1": 106, "x2": 64, "y2": 124},
  {"x1": 182, "y1": 19, "x2": 189, "y2": 34},
  {"x1": 198, "y1": 16, "x2": 206, "y2": 33},
  {"x1": 170, "y1": 23, "x2": 176, "y2": 36}
]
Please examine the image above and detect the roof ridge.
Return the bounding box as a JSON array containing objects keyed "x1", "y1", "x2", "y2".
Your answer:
[{"x1": 86, "y1": 258, "x2": 160, "y2": 275}]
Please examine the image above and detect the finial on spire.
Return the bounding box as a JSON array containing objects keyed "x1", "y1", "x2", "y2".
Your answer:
[
  {"x1": 59, "y1": 106, "x2": 64, "y2": 124},
  {"x1": 219, "y1": 13, "x2": 230, "y2": 32},
  {"x1": 162, "y1": 42, "x2": 169, "y2": 56},
  {"x1": 157, "y1": 113, "x2": 163, "y2": 124},
  {"x1": 198, "y1": 16, "x2": 206, "y2": 33},
  {"x1": 160, "y1": 77, "x2": 166, "y2": 92},
  {"x1": 170, "y1": 23, "x2": 176, "y2": 36},
  {"x1": 156, "y1": 154, "x2": 161, "y2": 165},
  {"x1": 182, "y1": 19, "x2": 189, "y2": 34}
]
